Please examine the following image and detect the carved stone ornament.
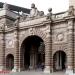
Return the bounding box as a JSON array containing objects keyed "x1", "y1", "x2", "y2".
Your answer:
[
  {"x1": 6, "y1": 39, "x2": 14, "y2": 48},
  {"x1": 3, "y1": 3, "x2": 9, "y2": 10},
  {"x1": 14, "y1": 16, "x2": 20, "y2": 26},
  {"x1": 57, "y1": 33, "x2": 64, "y2": 41},
  {"x1": 5, "y1": 34, "x2": 14, "y2": 48},
  {"x1": 30, "y1": 3, "x2": 39, "y2": 17},
  {"x1": 29, "y1": 28, "x2": 34, "y2": 35},
  {"x1": 46, "y1": 8, "x2": 52, "y2": 20},
  {"x1": 68, "y1": 6, "x2": 74, "y2": 16},
  {"x1": 8, "y1": 40, "x2": 13, "y2": 46},
  {"x1": 39, "y1": 11, "x2": 44, "y2": 16}
]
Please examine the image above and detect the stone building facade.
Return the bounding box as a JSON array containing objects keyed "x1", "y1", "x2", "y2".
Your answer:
[{"x1": 0, "y1": 0, "x2": 75, "y2": 74}]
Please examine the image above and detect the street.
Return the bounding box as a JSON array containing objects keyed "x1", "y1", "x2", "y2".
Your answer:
[{"x1": 0, "y1": 71, "x2": 67, "y2": 75}]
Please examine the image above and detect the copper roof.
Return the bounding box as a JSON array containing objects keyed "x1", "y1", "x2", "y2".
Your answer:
[{"x1": 0, "y1": 2, "x2": 30, "y2": 14}]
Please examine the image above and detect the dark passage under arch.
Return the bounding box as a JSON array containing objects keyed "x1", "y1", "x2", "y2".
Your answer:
[{"x1": 20, "y1": 35, "x2": 45, "y2": 71}]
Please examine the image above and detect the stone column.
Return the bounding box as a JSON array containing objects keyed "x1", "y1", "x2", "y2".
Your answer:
[
  {"x1": 30, "y1": 54, "x2": 37, "y2": 69},
  {"x1": 66, "y1": 19, "x2": 74, "y2": 74},
  {"x1": 30, "y1": 46, "x2": 37, "y2": 69},
  {"x1": 44, "y1": 24, "x2": 52, "y2": 73},
  {"x1": 30, "y1": 54, "x2": 33, "y2": 69},
  {"x1": 60, "y1": 52, "x2": 62, "y2": 69},
  {"x1": 56, "y1": 53, "x2": 59, "y2": 70}
]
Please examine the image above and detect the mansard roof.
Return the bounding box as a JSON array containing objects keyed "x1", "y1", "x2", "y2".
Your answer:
[{"x1": 0, "y1": 2, "x2": 30, "y2": 14}]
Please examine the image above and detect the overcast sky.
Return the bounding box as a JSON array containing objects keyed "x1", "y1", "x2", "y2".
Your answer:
[{"x1": 0, "y1": 0, "x2": 69, "y2": 14}]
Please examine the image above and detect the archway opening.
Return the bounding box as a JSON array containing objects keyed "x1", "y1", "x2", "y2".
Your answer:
[
  {"x1": 53, "y1": 51, "x2": 66, "y2": 72},
  {"x1": 20, "y1": 35, "x2": 45, "y2": 71},
  {"x1": 6, "y1": 54, "x2": 14, "y2": 70}
]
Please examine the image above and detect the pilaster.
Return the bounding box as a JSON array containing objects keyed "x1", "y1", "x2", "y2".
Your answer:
[
  {"x1": 13, "y1": 19, "x2": 20, "y2": 72},
  {"x1": 44, "y1": 22, "x2": 52, "y2": 73},
  {"x1": 0, "y1": 31, "x2": 5, "y2": 71},
  {"x1": 66, "y1": 18, "x2": 74, "y2": 74},
  {"x1": 74, "y1": 20, "x2": 75, "y2": 73}
]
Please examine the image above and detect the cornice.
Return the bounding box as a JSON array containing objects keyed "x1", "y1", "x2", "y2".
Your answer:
[
  {"x1": 1, "y1": 15, "x2": 75, "y2": 33},
  {"x1": 0, "y1": 15, "x2": 16, "y2": 21}
]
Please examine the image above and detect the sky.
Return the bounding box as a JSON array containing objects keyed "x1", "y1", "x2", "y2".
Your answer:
[{"x1": 0, "y1": 0, "x2": 69, "y2": 14}]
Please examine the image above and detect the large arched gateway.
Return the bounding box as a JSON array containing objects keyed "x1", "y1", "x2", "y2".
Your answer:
[{"x1": 20, "y1": 35, "x2": 45, "y2": 70}]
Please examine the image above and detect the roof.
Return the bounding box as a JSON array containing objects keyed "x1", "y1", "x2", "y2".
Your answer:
[{"x1": 0, "y1": 2, "x2": 30, "y2": 14}]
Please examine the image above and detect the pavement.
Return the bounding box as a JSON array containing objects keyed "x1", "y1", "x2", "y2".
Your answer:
[{"x1": 0, "y1": 71, "x2": 68, "y2": 75}]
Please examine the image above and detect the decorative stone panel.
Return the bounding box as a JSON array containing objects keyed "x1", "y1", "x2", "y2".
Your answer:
[
  {"x1": 5, "y1": 33, "x2": 14, "y2": 48},
  {"x1": 19, "y1": 27, "x2": 47, "y2": 47}
]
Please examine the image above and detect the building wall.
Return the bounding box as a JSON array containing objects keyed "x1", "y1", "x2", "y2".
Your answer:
[
  {"x1": 3, "y1": 18, "x2": 74, "y2": 72},
  {"x1": 0, "y1": 4, "x2": 75, "y2": 73}
]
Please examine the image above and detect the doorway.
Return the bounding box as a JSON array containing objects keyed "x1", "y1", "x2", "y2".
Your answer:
[
  {"x1": 6, "y1": 54, "x2": 14, "y2": 70},
  {"x1": 53, "y1": 51, "x2": 66, "y2": 71}
]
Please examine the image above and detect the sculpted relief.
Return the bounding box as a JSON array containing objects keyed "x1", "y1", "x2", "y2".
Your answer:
[
  {"x1": 19, "y1": 3, "x2": 44, "y2": 21},
  {"x1": 46, "y1": 8, "x2": 52, "y2": 20},
  {"x1": 7, "y1": 40, "x2": 14, "y2": 47},
  {"x1": 29, "y1": 3, "x2": 44, "y2": 18},
  {"x1": 52, "y1": 32, "x2": 66, "y2": 44},
  {"x1": 30, "y1": 3, "x2": 39, "y2": 17},
  {"x1": 57, "y1": 33, "x2": 64, "y2": 41},
  {"x1": 5, "y1": 34, "x2": 14, "y2": 48},
  {"x1": 68, "y1": 6, "x2": 74, "y2": 16},
  {"x1": 3, "y1": 3, "x2": 9, "y2": 10},
  {"x1": 6, "y1": 39, "x2": 14, "y2": 48},
  {"x1": 52, "y1": 27, "x2": 67, "y2": 44}
]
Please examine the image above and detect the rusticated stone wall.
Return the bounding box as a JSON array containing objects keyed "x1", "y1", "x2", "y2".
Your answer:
[{"x1": 0, "y1": 11, "x2": 75, "y2": 74}]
